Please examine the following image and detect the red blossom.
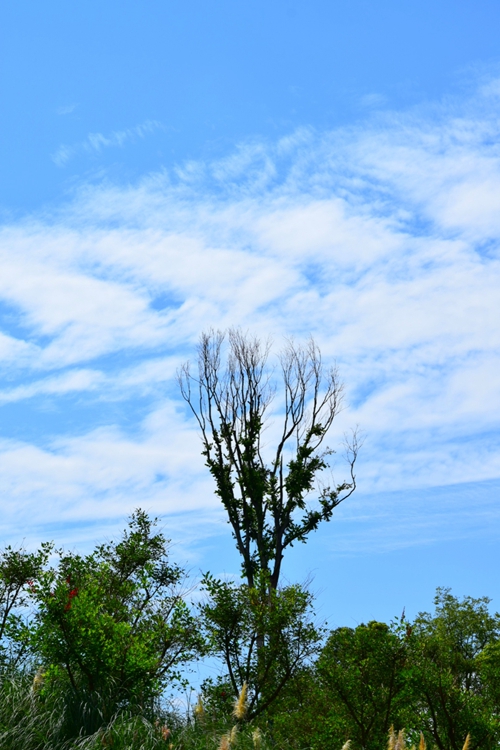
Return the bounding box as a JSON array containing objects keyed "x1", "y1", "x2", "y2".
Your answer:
[{"x1": 64, "y1": 587, "x2": 78, "y2": 611}]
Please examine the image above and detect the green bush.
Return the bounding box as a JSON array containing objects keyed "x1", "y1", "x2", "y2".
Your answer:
[
  {"x1": 0, "y1": 670, "x2": 176, "y2": 750},
  {"x1": 7, "y1": 511, "x2": 205, "y2": 740}
]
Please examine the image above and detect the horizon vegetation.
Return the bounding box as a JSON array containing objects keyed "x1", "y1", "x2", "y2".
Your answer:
[{"x1": 0, "y1": 512, "x2": 498, "y2": 750}]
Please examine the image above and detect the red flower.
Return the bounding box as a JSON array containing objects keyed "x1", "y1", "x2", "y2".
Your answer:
[{"x1": 64, "y1": 587, "x2": 78, "y2": 611}]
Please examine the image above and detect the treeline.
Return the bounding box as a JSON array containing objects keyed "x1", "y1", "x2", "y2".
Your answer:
[{"x1": 0, "y1": 511, "x2": 499, "y2": 750}]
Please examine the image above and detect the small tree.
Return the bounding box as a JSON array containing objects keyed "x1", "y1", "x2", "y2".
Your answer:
[
  {"x1": 0, "y1": 543, "x2": 51, "y2": 670},
  {"x1": 178, "y1": 329, "x2": 359, "y2": 592},
  {"x1": 315, "y1": 621, "x2": 410, "y2": 750},
  {"x1": 200, "y1": 572, "x2": 322, "y2": 720},
  {"x1": 408, "y1": 588, "x2": 500, "y2": 750},
  {"x1": 18, "y1": 511, "x2": 204, "y2": 730}
]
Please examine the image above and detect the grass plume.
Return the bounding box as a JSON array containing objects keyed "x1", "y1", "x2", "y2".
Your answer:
[
  {"x1": 233, "y1": 683, "x2": 248, "y2": 721},
  {"x1": 193, "y1": 695, "x2": 204, "y2": 720},
  {"x1": 252, "y1": 727, "x2": 262, "y2": 750},
  {"x1": 229, "y1": 724, "x2": 239, "y2": 744}
]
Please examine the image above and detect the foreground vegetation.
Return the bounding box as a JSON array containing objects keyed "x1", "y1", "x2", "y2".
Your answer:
[
  {"x1": 1, "y1": 332, "x2": 498, "y2": 748},
  {"x1": 0, "y1": 511, "x2": 499, "y2": 750}
]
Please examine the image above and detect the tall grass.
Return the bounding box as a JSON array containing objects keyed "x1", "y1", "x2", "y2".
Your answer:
[
  {"x1": 0, "y1": 670, "x2": 475, "y2": 750},
  {"x1": 0, "y1": 670, "x2": 175, "y2": 750}
]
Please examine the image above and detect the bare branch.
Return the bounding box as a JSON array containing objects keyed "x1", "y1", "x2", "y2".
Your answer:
[{"x1": 179, "y1": 329, "x2": 358, "y2": 591}]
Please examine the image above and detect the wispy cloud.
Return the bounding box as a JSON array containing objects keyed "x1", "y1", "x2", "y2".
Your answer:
[
  {"x1": 0, "y1": 405, "x2": 215, "y2": 533},
  {"x1": 0, "y1": 369, "x2": 104, "y2": 404},
  {"x1": 51, "y1": 119, "x2": 163, "y2": 167},
  {"x1": 1, "y1": 76, "x2": 500, "y2": 550},
  {"x1": 359, "y1": 92, "x2": 387, "y2": 108},
  {"x1": 56, "y1": 103, "x2": 78, "y2": 116}
]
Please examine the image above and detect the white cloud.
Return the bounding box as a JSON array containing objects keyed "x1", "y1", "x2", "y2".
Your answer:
[
  {"x1": 0, "y1": 403, "x2": 215, "y2": 532},
  {"x1": 51, "y1": 119, "x2": 162, "y2": 167},
  {"x1": 1, "y1": 76, "x2": 500, "y2": 549},
  {"x1": 0, "y1": 369, "x2": 104, "y2": 404},
  {"x1": 0, "y1": 331, "x2": 39, "y2": 366},
  {"x1": 359, "y1": 92, "x2": 387, "y2": 109},
  {"x1": 56, "y1": 103, "x2": 78, "y2": 116}
]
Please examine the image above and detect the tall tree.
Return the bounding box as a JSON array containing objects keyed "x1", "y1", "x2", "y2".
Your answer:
[{"x1": 178, "y1": 329, "x2": 359, "y2": 591}]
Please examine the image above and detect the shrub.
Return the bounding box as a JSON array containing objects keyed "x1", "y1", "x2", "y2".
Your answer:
[{"x1": 15, "y1": 511, "x2": 205, "y2": 737}]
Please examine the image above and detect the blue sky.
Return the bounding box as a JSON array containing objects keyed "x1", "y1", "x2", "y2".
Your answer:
[{"x1": 1, "y1": 1, "x2": 500, "y2": 628}]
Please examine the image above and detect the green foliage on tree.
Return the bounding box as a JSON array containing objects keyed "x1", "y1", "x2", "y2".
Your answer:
[
  {"x1": 179, "y1": 330, "x2": 357, "y2": 718},
  {"x1": 478, "y1": 639, "x2": 500, "y2": 713},
  {"x1": 1, "y1": 510, "x2": 500, "y2": 750},
  {"x1": 266, "y1": 589, "x2": 500, "y2": 750},
  {"x1": 12, "y1": 511, "x2": 204, "y2": 731},
  {"x1": 200, "y1": 572, "x2": 321, "y2": 720},
  {"x1": 407, "y1": 587, "x2": 500, "y2": 750},
  {"x1": 179, "y1": 329, "x2": 359, "y2": 593},
  {"x1": 0, "y1": 542, "x2": 52, "y2": 669},
  {"x1": 315, "y1": 620, "x2": 411, "y2": 750}
]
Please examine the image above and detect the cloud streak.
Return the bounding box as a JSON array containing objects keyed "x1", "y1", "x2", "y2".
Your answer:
[
  {"x1": 56, "y1": 103, "x2": 78, "y2": 116},
  {"x1": 51, "y1": 119, "x2": 163, "y2": 167}
]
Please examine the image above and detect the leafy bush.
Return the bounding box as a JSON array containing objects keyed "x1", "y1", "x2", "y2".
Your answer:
[
  {"x1": 264, "y1": 591, "x2": 500, "y2": 750},
  {"x1": 0, "y1": 670, "x2": 176, "y2": 750},
  {"x1": 314, "y1": 619, "x2": 411, "y2": 750},
  {"x1": 8, "y1": 511, "x2": 205, "y2": 738}
]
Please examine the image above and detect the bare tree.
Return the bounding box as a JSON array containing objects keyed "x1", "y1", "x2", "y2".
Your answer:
[{"x1": 178, "y1": 329, "x2": 359, "y2": 591}]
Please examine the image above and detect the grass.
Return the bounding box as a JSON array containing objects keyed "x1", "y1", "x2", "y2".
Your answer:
[{"x1": 0, "y1": 674, "x2": 475, "y2": 750}]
